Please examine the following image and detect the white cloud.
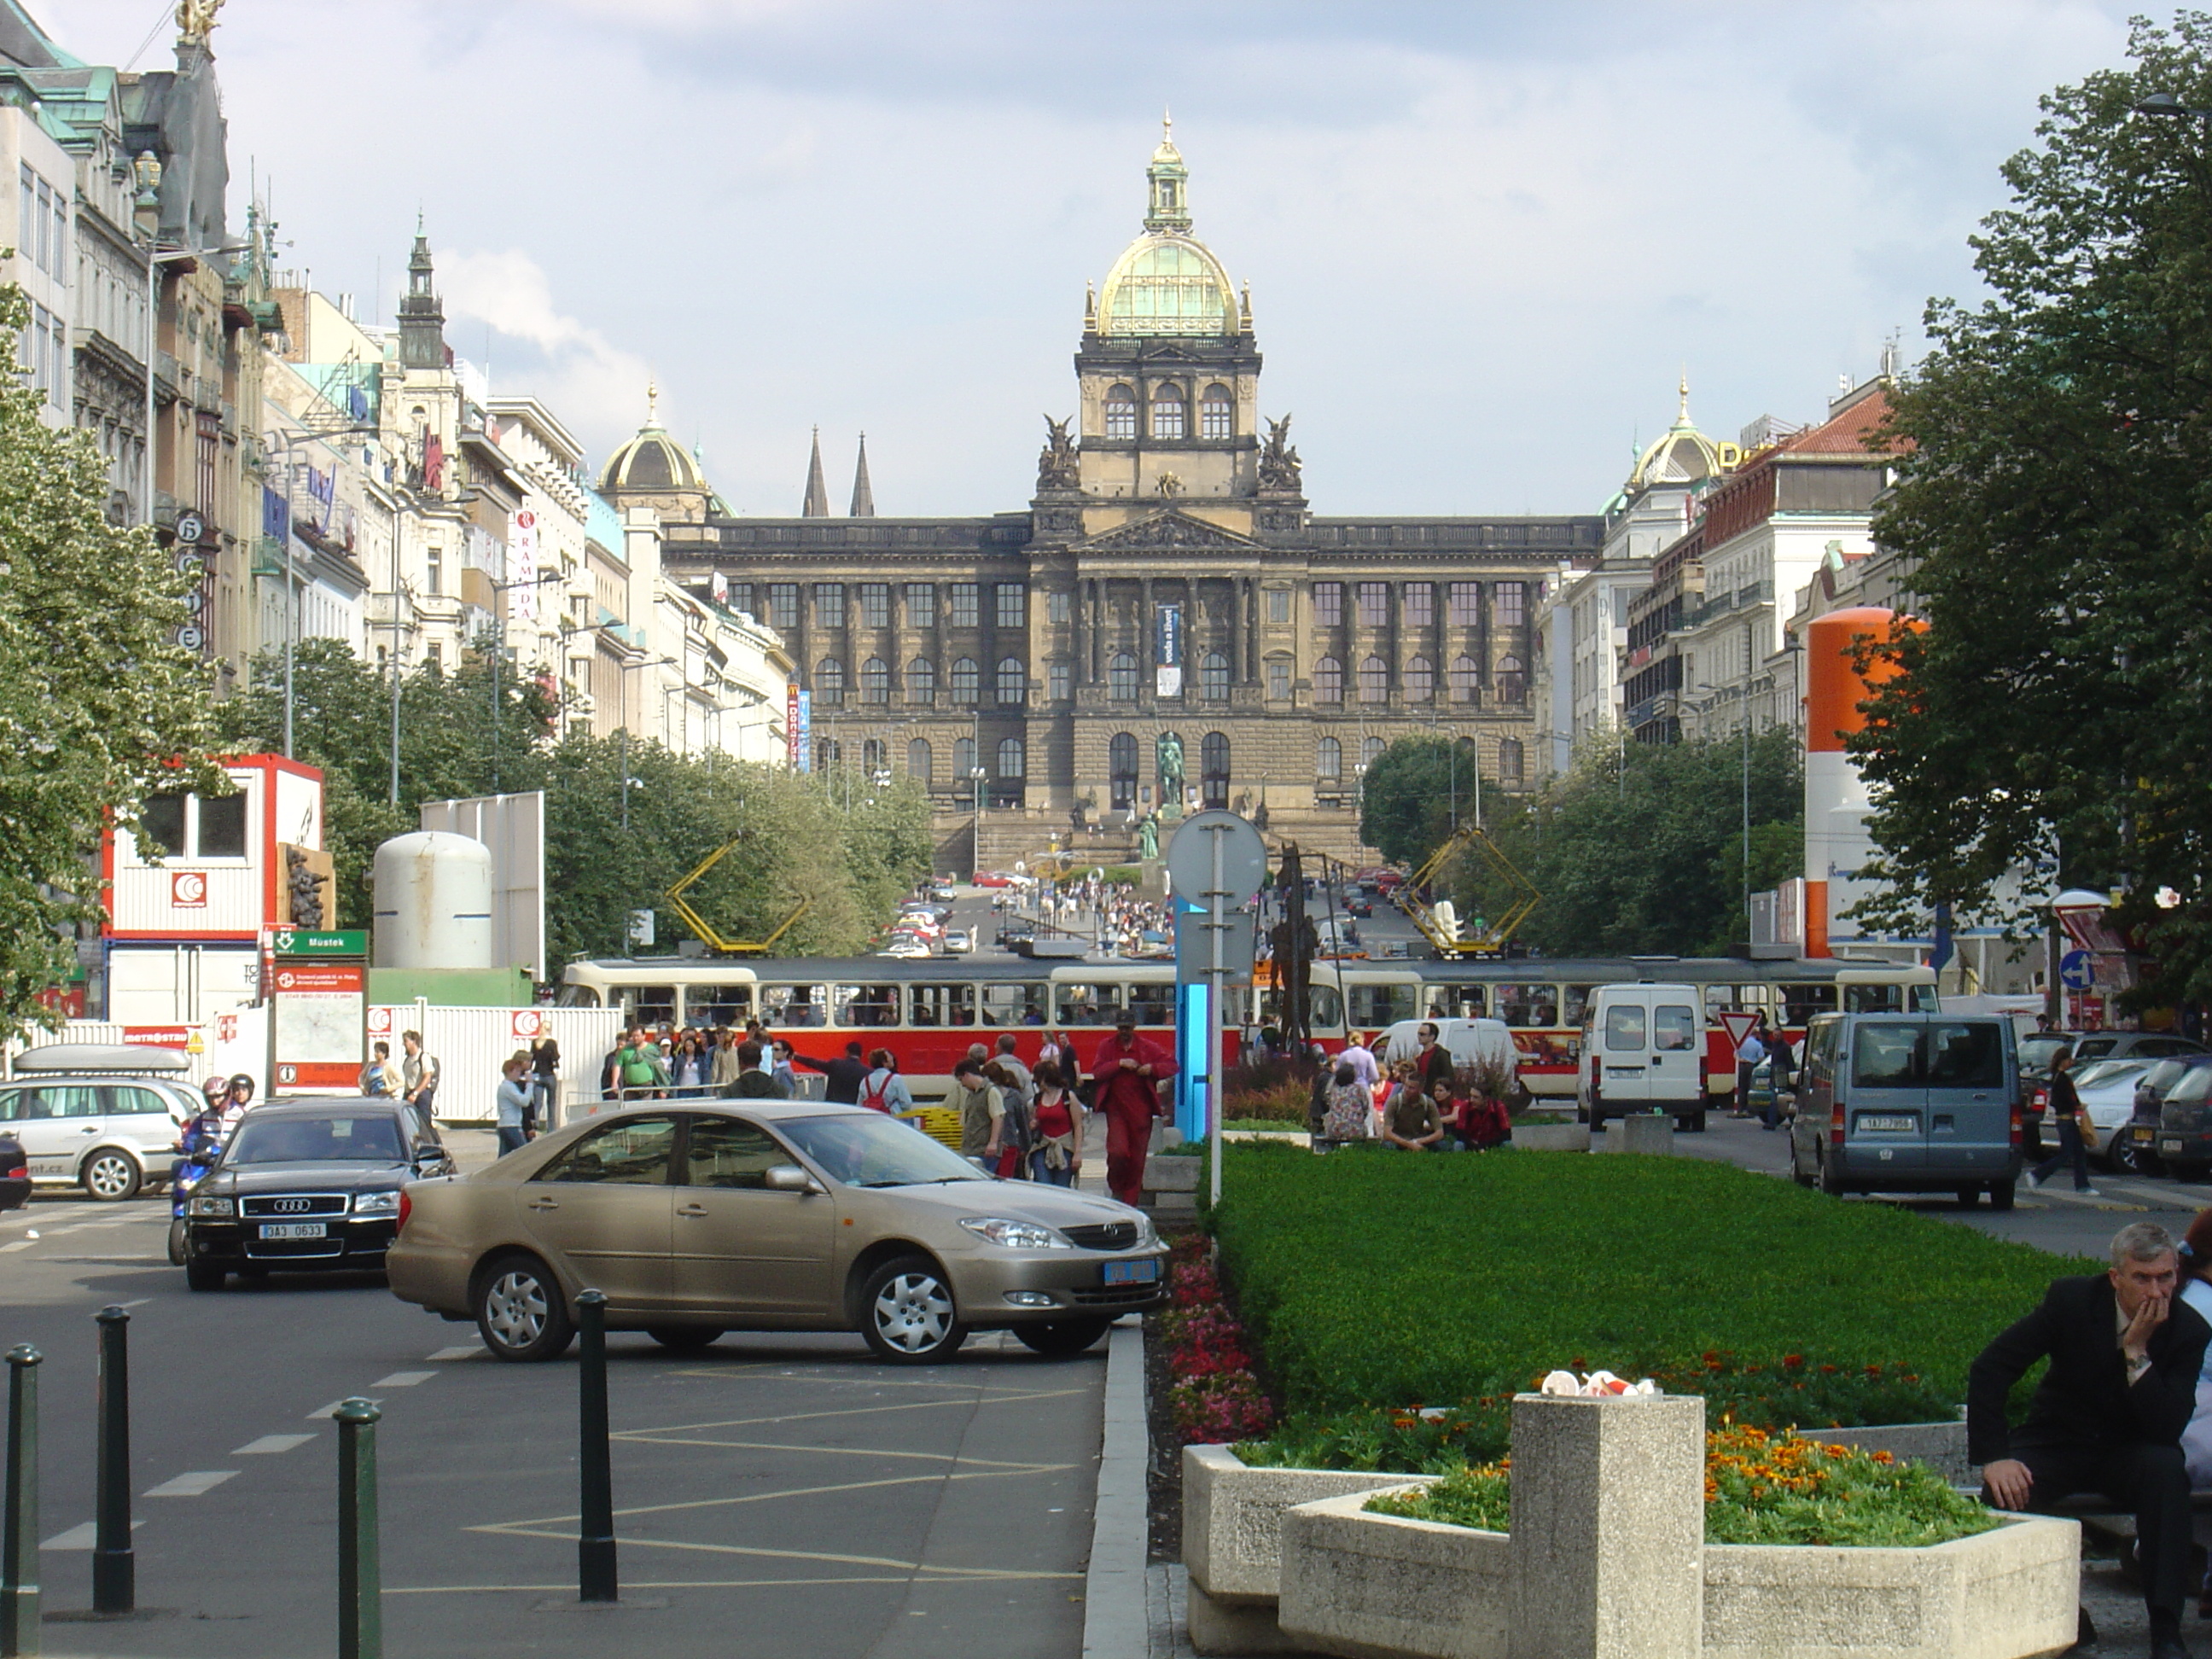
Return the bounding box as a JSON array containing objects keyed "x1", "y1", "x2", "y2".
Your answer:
[{"x1": 439, "y1": 248, "x2": 655, "y2": 454}]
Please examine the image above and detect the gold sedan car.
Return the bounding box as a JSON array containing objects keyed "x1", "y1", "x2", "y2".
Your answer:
[{"x1": 387, "y1": 1102, "x2": 1167, "y2": 1363}]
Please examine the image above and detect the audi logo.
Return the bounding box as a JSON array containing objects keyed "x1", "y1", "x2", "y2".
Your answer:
[{"x1": 273, "y1": 1198, "x2": 312, "y2": 1214}]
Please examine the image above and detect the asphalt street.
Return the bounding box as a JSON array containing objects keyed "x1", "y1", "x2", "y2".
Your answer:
[{"x1": 0, "y1": 1158, "x2": 1105, "y2": 1659}]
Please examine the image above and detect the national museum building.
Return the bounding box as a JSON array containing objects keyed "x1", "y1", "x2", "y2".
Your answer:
[{"x1": 609, "y1": 126, "x2": 1603, "y2": 866}]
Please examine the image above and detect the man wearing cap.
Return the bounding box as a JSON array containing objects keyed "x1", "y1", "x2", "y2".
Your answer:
[{"x1": 1091, "y1": 1010, "x2": 1171, "y2": 1207}]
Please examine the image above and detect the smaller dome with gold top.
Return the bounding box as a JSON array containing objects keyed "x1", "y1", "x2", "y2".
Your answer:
[
  {"x1": 599, "y1": 383, "x2": 705, "y2": 495},
  {"x1": 1627, "y1": 376, "x2": 1733, "y2": 492}
]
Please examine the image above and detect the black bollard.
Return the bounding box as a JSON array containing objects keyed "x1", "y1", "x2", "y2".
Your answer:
[
  {"x1": 575, "y1": 1289, "x2": 616, "y2": 1603},
  {"x1": 2, "y1": 1346, "x2": 38, "y2": 1658},
  {"x1": 335, "y1": 1399, "x2": 381, "y2": 1659},
  {"x1": 91, "y1": 1307, "x2": 131, "y2": 1615}
]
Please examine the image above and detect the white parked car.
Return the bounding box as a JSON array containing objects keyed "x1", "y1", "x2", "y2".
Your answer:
[
  {"x1": 943, "y1": 928, "x2": 975, "y2": 955},
  {"x1": 3, "y1": 1045, "x2": 201, "y2": 1201},
  {"x1": 2068, "y1": 1058, "x2": 2154, "y2": 1167}
]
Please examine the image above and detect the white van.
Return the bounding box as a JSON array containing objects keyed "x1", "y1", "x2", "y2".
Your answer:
[
  {"x1": 1579, "y1": 983, "x2": 1707, "y2": 1132},
  {"x1": 1378, "y1": 1018, "x2": 1519, "y2": 1091}
]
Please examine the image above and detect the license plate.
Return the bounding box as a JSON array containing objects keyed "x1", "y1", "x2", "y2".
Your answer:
[
  {"x1": 2164, "y1": 1141, "x2": 2185, "y2": 1155},
  {"x1": 258, "y1": 1222, "x2": 327, "y2": 1240},
  {"x1": 1102, "y1": 1259, "x2": 1160, "y2": 1286},
  {"x1": 1856, "y1": 1115, "x2": 1916, "y2": 1133},
  {"x1": 2133, "y1": 1127, "x2": 2155, "y2": 1142}
]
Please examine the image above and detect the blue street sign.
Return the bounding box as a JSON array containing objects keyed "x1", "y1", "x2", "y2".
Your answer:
[{"x1": 2058, "y1": 950, "x2": 2095, "y2": 992}]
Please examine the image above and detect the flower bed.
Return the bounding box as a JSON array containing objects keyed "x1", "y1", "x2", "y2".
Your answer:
[
  {"x1": 1365, "y1": 1426, "x2": 2000, "y2": 1549},
  {"x1": 1157, "y1": 1235, "x2": 1272, "y2": 1445}
]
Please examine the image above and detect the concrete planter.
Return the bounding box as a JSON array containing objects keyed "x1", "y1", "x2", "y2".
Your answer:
[
  {"x1": 1184, "y1": 1444, "x2": 1442, "y2": 1604},
  {"x1": 1508, "y1": 1123, "x2": 1589, "y2": 1153},
  {"x1": 1278, "y1": 1491, "x2": 1510, "y2": 1659},
  {"x1": 1149, "y1": 1156, "x2": 1203, "y2": 1192},
  {"x1": 1270, "y1": 1494, "x2": 2077, "y2": 1659},
  {"x1": 1604, "y1": 1113, "x2": 1676, "y2": 1155},
  {"x1": 1795, "y1": 1420, "x2": 1976, "y2": 1487}
]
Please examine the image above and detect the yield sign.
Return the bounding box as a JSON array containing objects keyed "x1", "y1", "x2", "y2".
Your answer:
[{"x1": 1717, "y1": 1011, "x2": 1760, "y2": 1051}]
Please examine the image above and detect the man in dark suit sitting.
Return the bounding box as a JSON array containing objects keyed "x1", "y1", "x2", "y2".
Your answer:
[{"x1": 1970, "y1": 1221, "x2": 2211, "y2": 1659}]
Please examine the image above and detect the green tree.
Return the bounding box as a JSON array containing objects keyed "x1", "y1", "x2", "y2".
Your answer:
[
  {"x1": 1851, "y1": 15, "x2": 2212, "y2": 1006},
  {"x1": 0, "y1": 281, "x2": 218, "y2": 1039},
  {"x1": 1456, "y1": 732, "x2": 1802, "y2": 958},
  {"x1": 1359, "y1": 734, "x2": 1483, "y2": 865}
]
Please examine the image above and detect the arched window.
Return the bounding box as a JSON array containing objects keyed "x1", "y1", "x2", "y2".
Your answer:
[
  {"x1": 1200, "y1": 383, "x2": 1233, "y2": 440},
  {"x1": 907, "y1": 737, "x2": 933, "y2": 784},
  {"x1": 1313, "y1": 656, "x2": 1342, "y2": 704},
  {"x1": 814, "y1": 657, "x2": 844, "y2": 707},
  {"x1": 1199, "y1": 651, "x2": 1229, "y2": 701},
  {"x1": 1405, "y1": 656, "x2": 1433, "y2": 703},
  {"x1": 1109, "y1": 651, "x2": 1138, "y2": 702},
  {"x1": 1448, "y1": 655, "x2": 1478, "y2": 705},
  {"x1": 905, "y1": 657, "x2": 935, "y2": 706},
  {"x1": 814, "y1": 737, "x2": 841, "y2": 770},
  {"x1": 953, "y1": 735, "x2": 975, "y2": 783},
  {"x1": 1498, "y1": 737, "x2": 1525, "y2": 787},
  {"x1": 996, "y1": 656, "x2": 1026, "y2": 706},
  {"x1": 1104, "y1": 384, "x2": 1137, "y2": 441},
  {"x1": 1201, "y1": 732, "x2": 1230, "y2": 809},
  {"x1": 1495, "y1": 655, "x2": 1527, "y2": 707},
  {"x1": 1150, "y1": 382, "x2": 1186, "y2": 440},
  {"x1": 1358, "y1": 655, "x2": 1388, "y2": 704},
  {"x1": 950, "y1": 656, "x2": 979, "y2": 706},
  {"x1": 997, "y1": 737, "x2": 1025, "y2": 778},
  {"x1": 1363, "y1": 736, "x2": 1386, "y2": 767},
  {"x1": 859, "y1": 657, "x2": 889, "y2": 704},
  {"x1": 1317, "y1": 736, "x2": 1342, "y2": 780},
  {"x1": 1109, "y1": 731, "x2": 1138, "y2": 808},
  {"x1": 862, "y1": 737, "x2": 888, "y2": 775}
]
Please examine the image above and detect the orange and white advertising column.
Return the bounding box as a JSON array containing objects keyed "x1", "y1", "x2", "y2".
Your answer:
[{"x1": 1802, "y1": 608, "x2": 1918, "y2": 958}]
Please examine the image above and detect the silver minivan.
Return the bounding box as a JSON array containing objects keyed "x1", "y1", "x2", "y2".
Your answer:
[
  {"x1": 1787, "y1": 1014, "x2": 2020, "y2": 1208},
  {"x1": 1, "y1": 1045, "x2": 200, "y2": 1202}
]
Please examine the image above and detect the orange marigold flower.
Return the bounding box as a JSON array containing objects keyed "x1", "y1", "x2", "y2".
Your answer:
[{"x1": 1782, "y1": 1353, "x2": 1803, "y2": 1368}]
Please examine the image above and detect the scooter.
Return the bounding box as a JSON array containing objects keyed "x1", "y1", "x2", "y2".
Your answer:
[{"x1": 166, "y1": 1124, "x2": 225, "y2": 1266}]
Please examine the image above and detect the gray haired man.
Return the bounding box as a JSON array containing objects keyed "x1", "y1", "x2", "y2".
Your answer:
[{"x1": 1970, "y1": 1221, "x2": 2210, "y2": 1659}]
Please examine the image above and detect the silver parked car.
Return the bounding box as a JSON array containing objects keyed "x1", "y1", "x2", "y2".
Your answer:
[
  {"x1": 387, "y1": 1102, "x2": 1167, "y2": 1364},
  {"x1": 2, "y1": 1045, "x2": 201, "y2": 1201}
]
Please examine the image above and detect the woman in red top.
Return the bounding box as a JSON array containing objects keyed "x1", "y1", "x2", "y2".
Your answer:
[{"x1": 1029, "y1": 1061, "x2": 1086, "y2": 1186}]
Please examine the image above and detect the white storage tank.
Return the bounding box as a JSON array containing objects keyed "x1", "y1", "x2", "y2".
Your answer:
[{"x1": 373, "y1": 832, "x2": 494, "y2": 969}]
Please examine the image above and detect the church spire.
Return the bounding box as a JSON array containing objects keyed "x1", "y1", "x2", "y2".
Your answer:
[
  {"x1": 397, "y1": 218, "x2": 446, "y2": 371},
  {"x1": 1144, "y1": 112, "x2": 1190, "y2": 234},
  {"x1": 801, "y1": 427, "x2": 831, "y2": 517},
  {"x1": 849, "y1": 433, "x2": 876, "y2": 518}
]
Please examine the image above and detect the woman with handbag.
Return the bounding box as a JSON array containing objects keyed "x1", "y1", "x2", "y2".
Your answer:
[{"x1": 2023, "y1": 1048, "x2": 2100, "y2": 1197}]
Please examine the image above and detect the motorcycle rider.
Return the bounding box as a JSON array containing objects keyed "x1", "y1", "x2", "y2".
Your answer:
[{"x1": 221, "y1": 1073, "x2": 256, "y2": 1132}]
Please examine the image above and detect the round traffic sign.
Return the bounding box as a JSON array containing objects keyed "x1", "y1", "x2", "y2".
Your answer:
[
  {"x1": 1166, "y1": 811, "x2": 1267, "y2": 908},
  {"x1": 2058, "y1": 950, "x2": 2096, "y2": 992}
]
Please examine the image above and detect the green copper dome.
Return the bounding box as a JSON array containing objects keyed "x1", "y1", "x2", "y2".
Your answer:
[{"x1": 1094, "y1": 118, "x2": 1240, "y2": 339}]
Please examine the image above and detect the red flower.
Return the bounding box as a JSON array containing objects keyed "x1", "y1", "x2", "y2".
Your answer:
[{"x1": 1782, "y1": 1354, "x2": 1803, "y2": 1369}]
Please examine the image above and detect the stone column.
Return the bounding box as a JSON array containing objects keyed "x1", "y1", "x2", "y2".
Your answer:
[{"x1": 1507, "y1": 1393, "x2": 1703, "y2": 1659}]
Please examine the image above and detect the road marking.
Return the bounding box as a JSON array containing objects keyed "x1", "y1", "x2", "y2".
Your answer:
[
  {"x1": 426, "y1": 1345, "x2": 482, "y2": 1362},
  {"x1": 612, "y1": 1433, "x2": 1059, "y2": 1470},
  {"x1": 630, "y1": 1387, "x2": 1087, "y2": 1437},
  {"x1": 388, "y1": 1574, "x2": 1072, "y2": 1593},
  {"x1": 0, "y1": 1241, "x2": 30, "y2": 1254},
  {"x1": 480, "y1": 1461, "x2": 1080, "y2": 1535},
  {"x1": 145, "y1": 1470, "x2": 238, "y2": 1498},
  {"x1": 43, "y1": 1521, "x2": 144, "y2": 1551},
  {"x1": 371, "y1": 1370, "x2": 436, "y2": 1388},
  {"x1": 115, "y1": 1297, "x2": 153, "y2": 1308},
  {"x1": 471, "y1": 1525, "x2": 1082, "y2": 1579},
  {"x1": 234, "y1": 1434, "x2": 316, "y2": 1455}
]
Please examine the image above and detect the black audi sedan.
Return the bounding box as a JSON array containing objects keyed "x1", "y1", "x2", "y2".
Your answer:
[{"x1": 182, "y1": 1097, "x2": 451, "y2": 1290}]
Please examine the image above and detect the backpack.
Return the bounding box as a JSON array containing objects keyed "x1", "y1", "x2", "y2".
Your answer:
[{"x1": 859, "y1": 1068, "x2": 894, "y2": 1112}]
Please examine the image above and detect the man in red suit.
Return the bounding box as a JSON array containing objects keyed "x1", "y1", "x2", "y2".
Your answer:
[{"x1": 1091, "y1": 1009, "x2": 1170, "y2": 1206}]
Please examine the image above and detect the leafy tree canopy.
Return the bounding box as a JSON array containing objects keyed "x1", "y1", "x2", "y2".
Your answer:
[
  {"x1": 1853, "y1": 13, "x2": 2212, "y2": 1006},
  {"x1": 0, "y1": 281, "x2": 218, "y2": 1040},
  {"x1": 1359, "y1": 734, "x2": 1484, "y2": 865}
]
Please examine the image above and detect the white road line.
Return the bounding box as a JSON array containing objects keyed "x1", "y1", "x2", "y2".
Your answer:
[
  {"x1": 145, "y1": 1471, "x2": 238, "y2": 1498},
  {"x1": 371, "y1": 1371, "x2": 435, "y2": 1388},
  {"x1": 43, "y1": 1521, "x2": 144, "y2": 1551},
  {"x1": 306, "y1": 1401, "x2": 346, "y2": 1418},
  {"x1": 425, "y1": 1345, "x2": 482, "y2": 1362},
  {"x1": 115, "y1": 1297, "x2": 153, "y2": 1308},
  {"x1": 0, "y1": 1241, "x2": 31, "y2": 1254},
  {"x1": 233, "y1": 1434, "x2": 316, "y2": 1455}
]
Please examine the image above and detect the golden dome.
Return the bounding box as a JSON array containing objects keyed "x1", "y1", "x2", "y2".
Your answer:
[
  {"x1": 1627, "y1": 375, "x2": 1732, "y2": 492},
  {"x1": 599, "y1": 383, "x2": 705, "y2": 495}
]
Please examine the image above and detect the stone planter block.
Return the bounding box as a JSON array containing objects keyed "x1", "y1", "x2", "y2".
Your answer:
[
  {"x1": 1184, "y1": 1444, "x2": 1441, "y2": 1604},
  {"x1": 1794, "y1": 1421, "x2": 1976, "y2": 1487},
  {"x1": 1511, "y1": 1124, "x2": 1590, "y2": 1153},
  {"x1": 1508, "y1": 1392, "x2": 1706, "y2": 1659},
  {"x1": 1610, "y1": 1114, "x2": 1676, "y2": 1156},
  {"x1": 1278, "y1": 1491, "x2": 1511, "y2": 1659},
  {"x1": 1189, "y1": 1579, "x2": 1316, "y2": 1656},
  {"x1": 1701, "y1": 1514, "x2": 2080, "y2": 1659},
  {"x1": 1150, "y1": 1157, "x2": 1204, "y2": 1192}
]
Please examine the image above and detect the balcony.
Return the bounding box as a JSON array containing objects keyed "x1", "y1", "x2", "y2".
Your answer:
[
  {"x1": 152, "y1": 351, "x2": 181, "y2": 406},
  {"x1": 364, "y1": 592, "x2": 416, "y2": 629}
]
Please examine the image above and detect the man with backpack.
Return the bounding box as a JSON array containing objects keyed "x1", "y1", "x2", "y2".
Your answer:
[{"x1": 858, "y1": 1050, "x2": 913, "y2": 1116}]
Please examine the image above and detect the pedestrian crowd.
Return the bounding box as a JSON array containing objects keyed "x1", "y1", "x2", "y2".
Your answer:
[{"x1": 1307, "y1": 1022, "x2": 1513, "y2": 1153}]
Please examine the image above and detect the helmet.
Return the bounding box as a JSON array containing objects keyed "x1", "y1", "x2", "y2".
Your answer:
[
  {"x1": 228, "y1": 1074, "x2": 255, "y2": 1097},
  {"x1": 201, "y1": 1075, "x2": 228, "y2": 1103}
]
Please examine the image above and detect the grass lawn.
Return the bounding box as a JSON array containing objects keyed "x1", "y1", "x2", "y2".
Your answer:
[{"x1": 1212, "y1": 1141, "x2": 2094, "y2": 1425}]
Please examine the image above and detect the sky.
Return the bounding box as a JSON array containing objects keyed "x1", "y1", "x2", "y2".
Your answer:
[{"x1": 41, "y1": 0, "x2": 2141, "y2": 519}]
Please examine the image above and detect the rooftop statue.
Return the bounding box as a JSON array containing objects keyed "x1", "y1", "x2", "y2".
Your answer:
[
  {"x1": 1038, "y1": 415, "x2": 1080, "y2": 491},
  {"x1": 1259, "y1": 414, "x2": 1301, "y2": 491}
]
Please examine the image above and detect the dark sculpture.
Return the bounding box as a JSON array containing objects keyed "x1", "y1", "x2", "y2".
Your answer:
[
  {"x1": 1038, "y1": 415, "x2": 1080, "y2": 491},
  {"x1": 1259, "y1": 414, "x2": 1302, "y2": 492}
]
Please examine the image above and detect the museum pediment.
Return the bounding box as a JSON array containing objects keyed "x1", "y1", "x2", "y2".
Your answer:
[{"x1": 1076, "y1": 510, "x2": 1266, "y2": 554}]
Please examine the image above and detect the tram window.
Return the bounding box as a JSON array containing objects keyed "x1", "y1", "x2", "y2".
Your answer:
[
  {"x1": 1424, "y1": 984, "x2": 1486, "y2": 1020},
  {"x1": 1911, "y1": 984, "x2": 1941, "y2": 1012},
  {"x1": 686, "y1": 987, "x2": 752, "y2": 1028},
  {"x1": 981, "y1": 982, "x2": 1048, "y2": 1027},
  {"x1": 1843, "y1": 982, "x2": 1911, "y2": 1014},
  {"x1": 557, "y1": 984, "x2": 602, "y2": 1008},
  {"x1": 833, "y1": 984, "x2": 899, "y2": 1027},
  {"x1": 1127, "y1": 983, "x2": 1173, "y2": 1026},
  {"x1": 1055, "y1": 983, "x2": 1121, "y2": 1027},
  {"x1": 1347, "y1": 983, "x2": 1416, "y2": 1029},
  {"x1": 1308, "y1": 985, "x2": 1345, "y2": 1030},
  {"x1": 1703, "y1": 984, "x2": 1767, "y2": 1017},
  {"x1": 1779, "y1": 983, "x2": 1837, "y2": 1027},
  {"x1": 626, "y1": 985, "x2": 677, "y2": 1028},
  {"x1": 762, "y1": 983, "x2": 830, "y2": 1027},
  {"x1": 1562, "y1": 985, "x2": 1598, "y2": 1028},
  {"x1": 1493, "y1": 983, "x2": 1559, "y2": 1028},
  {"x1": 909, "y1": 983, "x2": 976, "y2": 1027}
]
